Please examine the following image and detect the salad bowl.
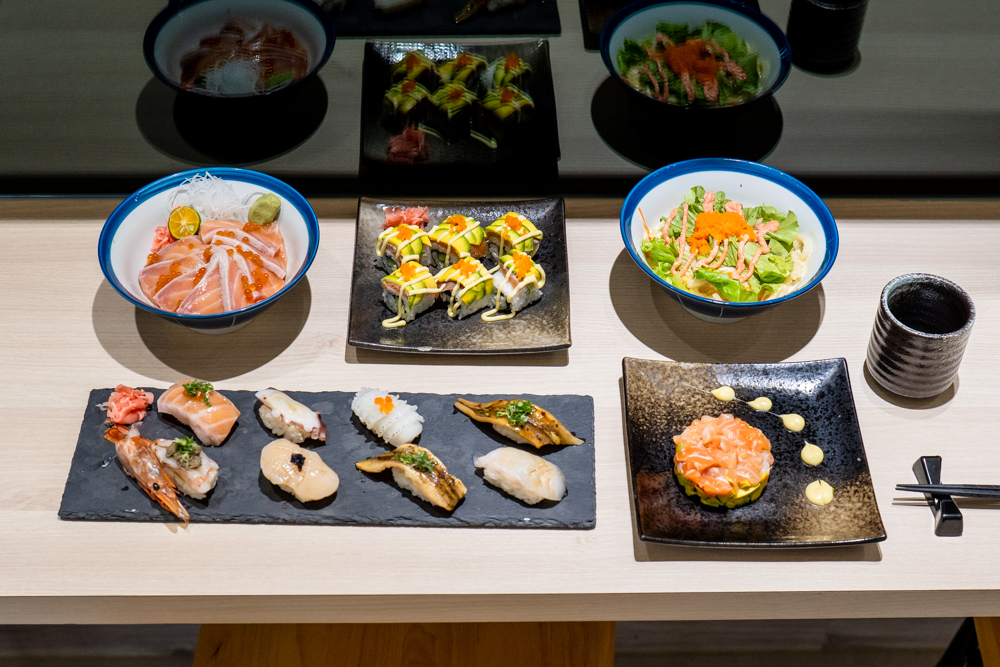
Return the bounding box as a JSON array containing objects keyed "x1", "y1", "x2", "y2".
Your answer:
[
  {"x1": 99, "y1": 168, "x2": 319, "y2": 334},
  {"x1": 620, "y1": 158, "x2": 838, "y2": 321},
  {"x1": 600, "y1": 0, "x2": 791, "y2": 110}
]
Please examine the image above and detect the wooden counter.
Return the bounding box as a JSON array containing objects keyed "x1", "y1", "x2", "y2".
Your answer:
[{"x1": 2, "y1": 211, "x2": 999, "y2": 624}]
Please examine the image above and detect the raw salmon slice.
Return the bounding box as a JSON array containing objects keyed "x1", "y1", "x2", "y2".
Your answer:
[
  {"x1": 176, "y1": 257, "x2": 224, "y2": 315},
  {"x1": 157, "y1": 381, "x2": 241, "y2": 446},
  {"x1": 139, "y1": 255, "x2": 205, "y2": 301},
  {"x1": 673, "y1": 414, "x2": 773, "y2": 497}
]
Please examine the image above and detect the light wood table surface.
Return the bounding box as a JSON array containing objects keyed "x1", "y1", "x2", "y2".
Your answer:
[{"x1": 2, "y1": 208, "x2": 1000, "y2": 628}]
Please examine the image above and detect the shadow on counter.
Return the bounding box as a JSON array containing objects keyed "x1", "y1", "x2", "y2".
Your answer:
[
  {"x1": 92, "y1": 278, "x2": 312, "y2": 382},
  {"x1": 591, "y1": 76, "x2": 783, "y2": 171},
  {"x1": 608, "y1": 250, "x2": 823, "y2": 363},
  {"x1": 135, "y1": 76, "x2": 328, "y2": 166}
]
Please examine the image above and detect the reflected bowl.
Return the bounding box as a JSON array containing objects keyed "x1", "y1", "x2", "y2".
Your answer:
[
  {"x1": 99, "y1": 168, "x2": 319, "y2": 333},
  {"x1": 620, "y1": 158, "x2": 838, "y2": 321}
]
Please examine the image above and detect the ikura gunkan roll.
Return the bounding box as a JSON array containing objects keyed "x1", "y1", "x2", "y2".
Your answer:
[
  {"x1": 425, "y1": 214, "x2": 487, "y2": 269},
  {"x1": 491, "y1": 53, "x2": 532, "y2": 89},
  {"x1": 376, "y1": 223, "x2": 429, "y2": 273},
  {"x1": 383, "y1": 80, "x2": 431, "y2": 132},
  {"x1": 429, "y1": 82, "x2": 479, "y2": 142},
  {"x1": 438, "y1": 51, "x2": 488, "y2": 91},
  {"x1": 485, "y1": 212, "x2": 542, "y2": 262},
  {"x1": 483, "y1": 250, "x2": 545, "y2": 321},
  {"x1": 480, "y1": 85, "x2": 534, "y2": 141},
  {"x1": 435, "y1": 257, "x2": 496, "y2": 319},
  {"x1": 381, "y1": 261, "x2": 439, "y2": 328},
  {"x1": 390, "y1": 51, "x2": 440, "y2": 89}
]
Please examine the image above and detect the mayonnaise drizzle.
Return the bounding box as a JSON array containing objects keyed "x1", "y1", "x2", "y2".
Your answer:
[
  {"x1": 437, "y1": 261, "x2": 497, "y2": 318},
  {"x1": 376, "y1": 225, "x2": 429, "y2": 265},
  {"x1": 491, "y1": 214, "x2": 543, "y2": 259},
  {"x1": 481, "y1": 255, "x2": 546, "y2": 322},
  {"x1": 382, "y1": 265, "x2": 440, "y2": 329},
  {"x1": 434, "y1": 217, "x2": 482, "y2": 266}
]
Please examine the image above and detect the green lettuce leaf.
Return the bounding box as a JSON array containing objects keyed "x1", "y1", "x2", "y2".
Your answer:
[
  {"x1": 766, "y1": 211, "x2": 799, "y2": 246},
  {"x1": 617, "y1": 39, "x2": 646, "y2": 72},
  {"x1": 694, "y1": 268, "x2": 760, "y2": 302},
  {"x1": 656, "y1": 22, "x2": 691, "y2": 45},
  {"x1": 641, "y1": 237, "x2": 676, "y2": 266},
  {"x1": 754, "y1": 253, "x2": 793, "y2": 283},
  {"x1": 768, "y1": 238, "x2": 788, "y2": 257}
]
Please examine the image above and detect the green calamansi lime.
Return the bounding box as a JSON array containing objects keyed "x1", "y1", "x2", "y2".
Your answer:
[{"x1": 167, "y1": 206, "x2": 201, "y2": 239}]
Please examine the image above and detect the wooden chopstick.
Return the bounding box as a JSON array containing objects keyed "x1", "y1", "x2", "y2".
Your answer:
[{"x1": 896, "y1": 484, "x2": 1000, "y2": 499}]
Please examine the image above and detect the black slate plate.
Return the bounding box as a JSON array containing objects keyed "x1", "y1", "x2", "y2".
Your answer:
[
  {"x1": 59, "y1": 390, "x2": 595, "y2": 529},
  {"x1": 347, "y1": 197, "x2": 571, "y2": 353},
  {"x1": 360, "y1": 40, "x2": 560, "y2": 170},
  {"x1": 329, "y1": 0, "x2": 560, "y2": 37},
  {"x1": 622, "y1": 357, "x2": 886, "y2": 548}
]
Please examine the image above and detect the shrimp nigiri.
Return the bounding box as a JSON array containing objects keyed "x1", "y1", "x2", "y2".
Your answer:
[
  {"x1": 157, "y1": 380, "x2": 240, "y2": 446},
  {"x1": 104, "y1": 425, "x2": 189, "y2": 521}
]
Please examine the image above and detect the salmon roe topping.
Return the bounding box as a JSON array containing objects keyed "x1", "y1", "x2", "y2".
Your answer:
[
  {"x1": 154, "y1": 261, "x2": 182, "y2": 293},
  {"x1": 218, "y1": 230, "x2": 236, "y2": 238},
  {"x1": 146, "y1": 252, "x2": 160, "y2": 267},
  {"x1": 504, "y1": 214, "x2": 523, "y2": 232},
  {"x1": 374, "y1": 396, "x2": 394, "y2": 414},
  {"x1": 203, "y1": 247, "x2": 213, "y2": 263},
  {"x1": 445, "y1": 215, "x2": 467, "y2": 234},
  {"x1": 396, "y1": 225, "x2": 415, "y2": 241},
  {"x1": 686, "y1": 211, "x2": 755, "y2": 256},
  {"x1": 193, "y1": 267, "x2": 207, "y2": 285},
  {"x1": 242, "y1": 222, "x2": 269, "y2": 232}
]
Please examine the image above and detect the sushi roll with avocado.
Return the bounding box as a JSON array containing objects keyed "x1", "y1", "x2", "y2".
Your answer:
[
  {"x1": 390, "y1": 51, "x2": 440, "y2": 89},
  {"x1": 480, "y1": 85, "x2": 534, "y2": 141},
  {"x1": 484, "y1": 251, "x2": 545, "y2": 321},
  {"x1": 490, "y1": 53, "x2": 532, "y2": 89},
  {"x1": 383, "y1": 80, "x2": 431, "y2": 132},
  {"x1": 435, "y1": 257, "x2": 496, "y2": 319},
  {"x1": 375, "y1": 223, "x2": 428, "y2": 274},
  {"x1": 428, "y1": 83, "x2": 479, "y2": 143},
  {"x1": 438, "y1": 51, "x2": 488, "y2": 92},
  {"x1": 425, "y1": 215, "x2": 487, "y2": 269},
  {"x1": 485, "y1": 212, "x2": 542, "y2": 262},
  {"x1": 381, "y1": 261, "x2": 439, "y2": 327}
]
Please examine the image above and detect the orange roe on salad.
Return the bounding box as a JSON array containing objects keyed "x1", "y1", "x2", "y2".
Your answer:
[
  {"x1": 374, "y1": 396, "x2": 394, "y2": 414},
  {"x1": 686, "y1": 211, "x2": 754, "y2": 255},
  {"x1": 664, "y1": 40, "x2": 721, "y2": 84}
]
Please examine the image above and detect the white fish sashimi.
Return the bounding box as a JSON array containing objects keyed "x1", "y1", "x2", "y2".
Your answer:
[
  {"x1": 351, "y1": 387, "x2": 423, "y2": 446},
  {"x1": 474, "y1": 447, "x2": 566, "y2": 505}
]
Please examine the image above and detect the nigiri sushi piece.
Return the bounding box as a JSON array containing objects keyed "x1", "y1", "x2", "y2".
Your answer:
[
  {"x1": 157, "y1": 380, "x2": 241, "y2": 446},
  {"x1": 352, "y1": 387, "x2": 424, "y2": 446},
  {"x1": 454, "y1": 398, "x2": 584, "y2": 448},
  {"x1": 152, "y1": 436, "x2": 220, "y2": 500},
  {"x1": 482, "y1": 251, "x2": 545, "y2": 321},
  {"x1": 260, "y1": 439, "x2": 340, "y2": 503},
  {"x1": 381, "y1": 261, "x2": 439, "y2": 328},
  {"x1": 256, "y1": 388, "x2": 327, "y2": 444},
  {"x1": 356, "y1": 444, "x2": 467, "y2": 511},
  {"x1": 475, "y1": 447, "x2": 566, "y2": 505},
  {"x1": 104, "y1": 425, "x2": 189, "y2": 521},
  {"x1": 101, "y1": 385, "x2": 155, "y2": 425}
]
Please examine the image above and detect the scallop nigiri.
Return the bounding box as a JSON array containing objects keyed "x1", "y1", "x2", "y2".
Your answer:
[
  {"x1": 356, "y1": 444, "x2": 467, "y2": 511},
  {"x1": 474, "y1": 447, "x2": 566, "y2": 505},
  {"x1": 152, "y1": 436, "x2": 220, "y2": 500},
  {"x1": 352, "y1": 387, "x2": 423, "y2": 446},
  {"x1": 157, "y1": 380, "x2": 240, "y2": 446},
  {"x1": 454, "y1": 398, "x2": 583, "y2": 448},
  {"x1": 104, "y1": 425, "x2": 189, "y2": 522},
  {"x1": 256, "y1": 388, "x2": 327, "y2": 443},
  {"x1": 260, "y1": 439, "x2": 340, "y2": 503}
]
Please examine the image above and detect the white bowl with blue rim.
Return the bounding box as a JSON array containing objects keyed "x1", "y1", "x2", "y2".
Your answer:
[
  {"x1": 620, "y1": 158, "x2": 838, "y2": 321},
  {"x1": 99, "y1": 168, "x2": 319, "y2": 334},
  {"x1": 144, "y1": 0, "x2": 335, "y2": 99},
  {"x1": 600, "y1": 0, "x2": 791, "y2": 109}
]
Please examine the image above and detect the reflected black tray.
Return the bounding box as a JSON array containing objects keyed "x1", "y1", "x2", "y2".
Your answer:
[
  {"x1": 59, "y1": 389, "x2": 595, "y2": 529},
  {"x1": 330, "y1": 0, "x2": 560, "y2": 37},
  {"x1": 622, "y1": 357, "x2": 886, "y2": 548}
]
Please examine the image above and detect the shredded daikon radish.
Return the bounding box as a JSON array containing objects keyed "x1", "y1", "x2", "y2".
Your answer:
[{"x1": 168, "y1": 173, "x2": 252, "y2": 222}]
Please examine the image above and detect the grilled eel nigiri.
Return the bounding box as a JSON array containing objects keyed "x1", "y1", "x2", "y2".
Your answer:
[
  {"x1": 355, "y1": 444, "x2": 467, "y2": 511},
  {"x1": 454, "y1": 398, "x2": 584, "y2": 449}
]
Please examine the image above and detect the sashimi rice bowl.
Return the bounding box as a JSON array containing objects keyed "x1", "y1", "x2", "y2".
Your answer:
[
  {"x1": 620, "y1": 158, "x2": 838, "y2": 321},
  {"x1": 100, "y1": 168, "x2": 319, "y2": 332}
]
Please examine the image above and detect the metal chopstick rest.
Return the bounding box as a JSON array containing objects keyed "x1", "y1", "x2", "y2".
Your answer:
[{"x1": 910, "y1": 456, "x2": 962, "y2": 537}]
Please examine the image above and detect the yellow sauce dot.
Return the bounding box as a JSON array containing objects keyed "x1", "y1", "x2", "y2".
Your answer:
[
  {"x1": 781, "y1": 413, "x2": 805, "y2": 432},
  {"x1": 801, "y1": 442, "x2": 824, "y2": 466},
  {"x1": 747, "y1": 396, "x2": 772, "y2": 411},
  {"x1": 711, "y1": 386, "x2": 736, "y2": 402},
  {"x1": 805, "y1": 480, "x2": 834, "y2": 505}
]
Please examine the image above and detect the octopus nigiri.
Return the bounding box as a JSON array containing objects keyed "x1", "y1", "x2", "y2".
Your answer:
[
  {"x1": 152, "y1": 436, "x2": 220, "y2": 500},
  {"x1": 454, "y1": 398, "x2": 584, "y2": 448},
  {"x1": 474, "y1": 447, "x2": 566, "y2": 505},
  {"x1": 104, "y1": 425, "x2": 189, "y2": 521},
  {"x1": 256, "y1": 388, "x2": 327, "y2": 443},
  {"x1": 356, "y1": 444, "x2": 466, "y2": 511},
  {"x1": 157, "y1": 380, "x2": 240, "y2": 446},
  {"x1": 260, "y1": 439, "x2": 340, "y2": 502},
  {"x1": 352, "y1": 388, "x2": 423, "y2": 447},
  {"x1": 101, "y1": 385, "x2": 154, "y2": 425}
]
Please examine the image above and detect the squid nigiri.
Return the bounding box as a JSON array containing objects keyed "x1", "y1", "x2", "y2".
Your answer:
[
  {"x1": 152, "y1": 436, "x2": 220, "y2": 500},
  {"x1": 356, "y1": 444, "x2": 466, "y2": 511},
  {"x1": 157, "y1": 380, "x2": 240, "y2": 446},
  {"x1": 352, "y1": 387, "x2": 423, "y2": 446},
  {"x1": 104, "y1": 425, "x2": 189, "y2": 521},
  {"x1": 454, "y1": 398, "x2": 584, "y2": 448},
  {"x1": 475, "y1": 447, "x2": 566, "y2": 505},
  {"x1": 256, "y1": 388, "x2": 327, "y2": 443},
  {"x1": 260, "y1": 439, "x2": 340, "y2": 503}
]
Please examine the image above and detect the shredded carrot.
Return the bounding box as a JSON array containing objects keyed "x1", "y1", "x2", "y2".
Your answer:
[{"x1": 638, "y1": 207, "x2": 650, "y2": 240}]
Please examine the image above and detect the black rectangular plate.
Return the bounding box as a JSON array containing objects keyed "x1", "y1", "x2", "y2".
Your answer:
[
  {"x1": 60, "y1": 390, "x2": 595, "y2": 529},
  {"x1": 347, "y1": 197, "x2": 571, "y2": 354},
  {"x1": 360, "y1": 40, "x2": 560, "y2": 170},
  {"x1": 331, "y1": 0, "x2": 560, "y2": 38},
  {"x1": 622, "y1": 357, "x2": 886, "y2": 548}
]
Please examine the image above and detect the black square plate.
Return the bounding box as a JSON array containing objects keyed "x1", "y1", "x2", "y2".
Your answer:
[
  {"x1": 622, "y1": 357, "x2": 887, "y2": 548},
  {"x1": 347, "y1": 197, "x2": 571, "y2": 353},
  {"x1": 330, "y1": 0, "x2": 560, "y2": 38},
  {"x1": 360, "y1": 40, "x2": 560, "y2": 170}
]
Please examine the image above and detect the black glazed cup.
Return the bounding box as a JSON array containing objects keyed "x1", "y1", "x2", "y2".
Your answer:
[{"x1": 866, "y1": 274, "x2": 975, "y2": 398}]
